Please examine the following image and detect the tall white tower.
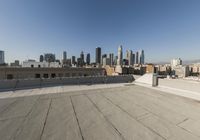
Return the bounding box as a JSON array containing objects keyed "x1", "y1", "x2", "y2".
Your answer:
[{"x1": 117, "y1": 45, "x2": 123, "y2": 65}]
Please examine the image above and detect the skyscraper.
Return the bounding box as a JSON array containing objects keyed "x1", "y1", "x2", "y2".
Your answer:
[
  {"x1": 139, "y1": 50, "x2": 145, "y2": 64},
  {"x1": 117, "y1": 45, "x2": 123, "y2": 65},
  {"x1": 135, "y1": 51, "x2": 139, "y2": 64},
  {"x1": 63, "y1": 51, "x2": 67, "y2": 60},
  {"x1": 39, "y1": 55, "x2": 44, "y2": 62},
  {"x1": 72, "y1": 56, "x2": 76, "y2": 65},
  {"x1": 114, "y1": 56, "x2": 118, "y2": 65},
  {"x1": 109, "y1": 53, "x2": 114, "y2": 66},
  {"x1": 95, "y1": 47, "x2": 101, "y2": 64},
  {"x1": 80, "y1": 51, "x2": 84, "y2": 63},
  {"x1": 132, "y1": 53, "x2": 135, "y2": 65},
  {"x1": 0, "y1": 50, "x2": 5, "y2": 64},
  {"x1": 86, "y1": 53, "x2": 90, "y2": 65},
  {"x1": 126, "y1": 50, "x2": 133, "y2": 66}
]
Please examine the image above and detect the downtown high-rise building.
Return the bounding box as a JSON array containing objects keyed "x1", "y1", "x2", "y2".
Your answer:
[
  {"x1": 72, "y1": 56, "x2": 76, "y2": 65},
  {"x1": 80, "y1": 51, "x2": 84, "y2": 63},
  {"x1": 126, "y1": 50, "x2": 133, "y2": 66},
  {"x1": 109, "y1": 53, "x2": 114, "y2": 66},
  {"x1": 114, "y1": 56, "x2": 118, "y2": 65},
  {"x1": 117, "y1": 45, "x2": 123, "y2": 65},
  {"x1": 95, "y1": 47, "x2": 101, "y2": 64},
  {"x1": 0, "y1": 50, "x2": 5, "y2": 64},
  {"x1": 139, "y1": 50, "x2": 145, "y2": 64},
  {"x1": 63, "y1": 51, "x2": 67, "y2": 60},
  {"x1": 86, "y1": 53, "x2": 90, "y2": 65},
  {"x1": 132, "y1": 53, "x2": 135, "y2": 65},
  {"x1": 135, "y1": 51, "x2": 139, "y2": 64}
]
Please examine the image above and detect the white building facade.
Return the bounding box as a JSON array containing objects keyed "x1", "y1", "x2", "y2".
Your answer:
[{"x1": 22, "y1": 61, "x2": 60, "y2": 68}]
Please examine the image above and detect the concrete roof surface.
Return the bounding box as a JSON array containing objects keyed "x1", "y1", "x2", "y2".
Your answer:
[{"x1": 1, "y1": 84, "x2": 200, "y2": 140}]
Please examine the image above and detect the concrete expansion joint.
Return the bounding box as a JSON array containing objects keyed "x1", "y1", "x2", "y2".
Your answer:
[
  {"x1": 70, "y1": 96, "x2": 85, "y2": 140},
  {"x1": 99, "y1": 94, "x2": 167, "y2": 140},
  {"x1": 85, "y1": 94, "x2": 126, "y2": 140},
  {"x1": 176, "y1": 118, "x2": 189, "y2": 126},
  {"x1": 39, "y1": 99, "x2": 52, "y2": 140}
]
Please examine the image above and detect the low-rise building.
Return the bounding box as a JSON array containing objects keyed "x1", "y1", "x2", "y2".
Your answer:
[
  {"x1": 172, "y1": 66, "x2": 190, "y2": 78},
  {"x1": 22, "y1": 61, "x2": 60, "y2": 68},
  {"x1": 0, "y1": 67, "x2": 105, "y2": 80}
]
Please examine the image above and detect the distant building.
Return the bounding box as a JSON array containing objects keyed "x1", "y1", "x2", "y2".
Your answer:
[
  {"x1": 66, "y1": 59, "x2": 72, "y2": 67},
  {"x1": 135, "y1": 51, "x2": 139, "y2": 64},
  {"x1": 22, "y1": 61, "x2": 60, "y2": 68},
  {"x1": 0, "y1": 50, "x2": 5, "y2": 64},
  {"x1": 0, "y1": 67, "x2": 105, "y2": 80},
  {"x1": 171, "y1": 58, "x2": 182, "y2": 69},
  {"x1": 117, "y1": 45, "x2": 123, "y2": 65},
  {"x1": 114, "y1": 56, "x2": 118, "y2": 65},
  {"x1": 10, "y1": 60, "x2": 20, "y2": 67},
  {"x1": 86, "y1": 53, "x2": 90, "y2": 65},
  {"x1": 80, "y1": 51, "x2": 84, "y2": 63},
  {"x1": 172, "y1": 65, "x2": 189, "y2": 78},
  {"x1": 126, "y1": 50, "x2": 133, "y2": 66},
  {"x1": 139, "y1": 50, "x2": 145, "y2": 64},
  {"x1": 95, "y1": 47, "x2": 101, "y2": 64},
  {"x1": 146, "y1": 64, "x2": 155, "y2": 73},
  {"x1": 122, "y1": 59, "x2": 128, "y2": 66},
  {"x1": 72, "y1": 56, "x2": 76, "y2": 65},
  {"x1": 132, "y1": 53, "x2": 135, "y2": 65},
  {"x1": 109, "y1": 53, "x2": 114, "y2": 66},
  {"x1": 102, "y1": 57, "x2": 110, "y2": 66},
  {"x1": 39, "y1": 55, "x2": 44, "y2": 62},
  {"x1": 77, "y1": 58, "x2": 84, "y2": 67},
  {"x1": 101, "y1": 54, "x2": 107, "y2": 64},
  {"x1": 44, "y1": 53, "x2": 56, "y2": 62},
  {"x1": 63, "y1": 51, "x2": 67, "y2": 60}
]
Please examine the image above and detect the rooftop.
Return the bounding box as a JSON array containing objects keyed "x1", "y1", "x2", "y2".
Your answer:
[{"x1": 0, "y1": 83, "x2": 200, "y2": 140}]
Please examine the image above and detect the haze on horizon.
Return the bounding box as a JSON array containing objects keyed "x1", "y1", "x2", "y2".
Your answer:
[{"x1": 0, "y1": 0, "x2": 200, "y2": 63}]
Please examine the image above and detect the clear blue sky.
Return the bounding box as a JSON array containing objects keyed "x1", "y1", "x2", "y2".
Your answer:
[{"x1": 0, "y1": 0, "x2": 200, "y2": 63}]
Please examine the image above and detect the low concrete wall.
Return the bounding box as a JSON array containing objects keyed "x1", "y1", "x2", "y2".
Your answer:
[{"x1": 0, "y1": 75, "x2": 134, "y2": 91}]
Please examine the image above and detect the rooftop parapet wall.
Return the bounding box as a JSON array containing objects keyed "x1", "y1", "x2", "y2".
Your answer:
[
  {"x1": 0, "y1": 75, "x2": 134, "y2": 91},
  {"x1": 0, "y1": 67, "x2": 105, "y2": 80}
]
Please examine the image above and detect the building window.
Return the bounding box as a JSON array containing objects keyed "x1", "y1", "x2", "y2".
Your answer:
[
  {"x1": 79, "y1": 73, "x2": 82, "y2": 76},
  {"x1": 72, "y1": 73, "x2": 76, "y2": 77},
  {"x1": 35, "y1": 74, "x2": 41, "y2": 78},
  {"x1": 7, "y1": 74, "x2": 13, "y2": 80},
  {"x1": 43, "y1": 74, "x2": 49, "y2": 78},
  {"x1": 31, "y1": 65, "x2": 34, "y2": 68},
  {"x1": 38, "y1": 65, "x2": 41, "y2": 68},
  {"x1": 51, "y1": 73, "x2": 56, "y2": 78},
  {"x1": 58, "y1": 73, "x2": 63, "y2": 77},
  {"x1": 65, "y1": 73, "x2": 70, "y2": 77}
]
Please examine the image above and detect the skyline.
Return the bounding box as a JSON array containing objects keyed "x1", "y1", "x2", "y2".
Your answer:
[
  {"x1": 0, "y1": 46, "x2": 144, "y2": 64},
  {"x1": 1, "y1": 0, "x2": 200, "y2": 63}
]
